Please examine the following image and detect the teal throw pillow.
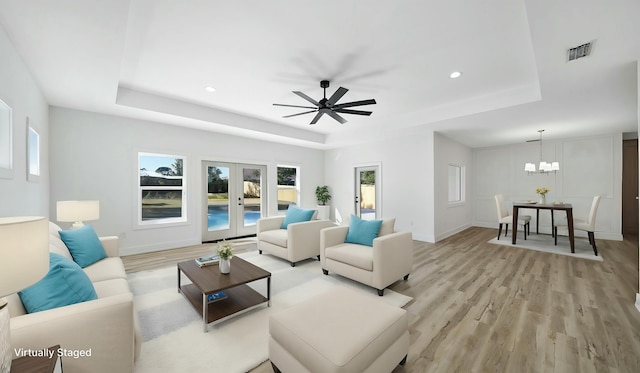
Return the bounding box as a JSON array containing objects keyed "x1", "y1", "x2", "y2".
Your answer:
[
  {"x1": 19, "y1": 253, "x2": 98, "y2": 313},
  {"x1": 345, "y1": 214, "x2": 383, "y2": 247},
  {"x1": 58, "y1": 224, "x2": 107, "y2": 268},
  {"x1": 281, "y1": 205, "x2": 315, "y2": 229}
]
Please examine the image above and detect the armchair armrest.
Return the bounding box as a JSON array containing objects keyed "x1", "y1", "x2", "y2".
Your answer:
[
  {"x1": 257, "y1": 216, "x2": 285, "y2": 234},
  {"x1": 320, "y1": 226, "x2": 349, "y2": 266},
  {"x1": 320, "y1": 225, "x2": 349, "y2": 249},
  {"x1": 372, "y1": 231, "x2": 414, "y2": 290},
  {"x1": 10, "y1": 293, "x2": 136, "y2": 373},
  {"x1": 100, "y1": 236, "x2": 119, "y2": 257}
]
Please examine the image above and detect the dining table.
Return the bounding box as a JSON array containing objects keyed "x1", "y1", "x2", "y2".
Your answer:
[{"x1": 512, "y1": 202, "x2": 575, "y2": 253}]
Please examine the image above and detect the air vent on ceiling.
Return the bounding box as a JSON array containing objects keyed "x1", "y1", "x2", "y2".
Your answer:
[{"x1": 567, "y1": 42, "x2": 592, "y2": 62}]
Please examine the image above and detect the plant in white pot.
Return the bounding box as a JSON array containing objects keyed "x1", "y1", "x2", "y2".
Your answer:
[
  {"x1": 315, "y1": 185, "x2": 332, "y2": 220},
  {"x1": 216, "y1": 240, "x2": 234, "y2": 274}
]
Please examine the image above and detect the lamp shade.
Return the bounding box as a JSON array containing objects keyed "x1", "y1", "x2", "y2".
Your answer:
[
  {"x1": 57, "y1": 200, "x2": 99, "y2": 223},
  {"x1": 0, "y1": 216, "x2": 49, "y2": 297}
]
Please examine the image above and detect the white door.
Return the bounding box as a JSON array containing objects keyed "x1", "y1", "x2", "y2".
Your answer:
[
  {"x1": 202, "y1": 162, "x2": 266, "y2": 242},
  {"x1": 355, "y1": 165, "x2": 381, "y2": 220}
]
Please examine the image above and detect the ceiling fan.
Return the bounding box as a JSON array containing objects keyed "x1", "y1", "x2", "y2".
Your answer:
[{"x1": 273, "y1": 80, "x2": 376, "y2": 125}]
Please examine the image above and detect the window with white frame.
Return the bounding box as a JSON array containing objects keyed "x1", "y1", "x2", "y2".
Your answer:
[
  {"x1": 448, "y1": 164, "x2": 465, "y2": 204},
  {"x1": 277, "y1": 166, "x2": 299, "y2": 212},
  {"x1": 138, "y1": 152, "x2": 186, "y2": 225},
  {"x1": 0, "y1": 98, "x2": 12, "y2": 179}
]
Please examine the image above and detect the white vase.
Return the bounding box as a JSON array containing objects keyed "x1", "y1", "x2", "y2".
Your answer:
[
  {"x1": 316, "y1": 205, "x2": 331, "y2": 220},
  {"x1": 219, "y1": 258, "x2": 231, "y2": 274},
  {"x1": 539, "y1": 195, "x2": 546, "y2": 205}
]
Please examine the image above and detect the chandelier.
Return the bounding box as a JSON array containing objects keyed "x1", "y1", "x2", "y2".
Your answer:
[{"x1": 525, "y1": 130, "x2": 559, "y2": 174}]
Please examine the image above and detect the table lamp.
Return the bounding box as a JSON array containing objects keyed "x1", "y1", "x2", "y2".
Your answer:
[
  {"x1": 56, "y1": 200, "x2": 100, "y2": 229},
  {"x1": 0, "y1": 216, "x2": 49, "y2": 373}
]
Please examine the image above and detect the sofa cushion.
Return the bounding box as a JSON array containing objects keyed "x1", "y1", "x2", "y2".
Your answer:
[
  {"x1": 281, "y1": 205, "x2": 315, "y2": 229},
  {"x1": 259, "y1": 229, "x2": 288, "y2": 248},
  {"x1": 84, "y1": 257, "x2": 127, "y2": 282},
  {"x1": 345, "y1": 215, "x2": 382, "y2": 247},
  {"x1": 18, "y1": 253, "x2": 98, "y2": 313},
  {"x1": 59, "y1": 224, "x2": 107, "y2": 268},
  {"x1": 379, "y1": 218, "x2": 396, "y2": 237},
  {"x1": 325, "y1": 243, "x2": 374, "y2": 271},
  {"x1": 49, "y1": 234, "x2": 73, "y2": 260}
]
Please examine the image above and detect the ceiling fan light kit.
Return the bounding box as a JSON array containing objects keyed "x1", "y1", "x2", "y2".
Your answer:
[
  {"x1": 273, "y1": 80, "x2": 376, "y2": 125},
  {"x1": 525, "y1": 129, "x2": 560, "y2": 175}
]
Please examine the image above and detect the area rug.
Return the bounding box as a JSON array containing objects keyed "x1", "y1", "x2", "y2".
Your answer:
[
  {"x1": 129, "y1": 250, "x2": 412, "y2": 373},
  {"x1": 488, "y1": 233, "x2": 603, "y2": 262}
]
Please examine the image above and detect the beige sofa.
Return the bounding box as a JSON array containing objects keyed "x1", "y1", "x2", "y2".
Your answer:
[
  {"x1": 320, "y1": 218, "x2": 413, "y2": 296},
  {"x1": 6, "y1": 222, "x2": 141, "y2": 373},
  {"x1": 257, "y1": 216, "x2": 335, "y2": 266}
]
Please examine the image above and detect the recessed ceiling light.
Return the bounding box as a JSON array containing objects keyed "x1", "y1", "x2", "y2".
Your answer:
[
  {"x1": 204, "y1": 85, "x2": 216, "y2": 92},
  {"x1": 449, "y1": 71, "x2": 462, "y2": 79}
]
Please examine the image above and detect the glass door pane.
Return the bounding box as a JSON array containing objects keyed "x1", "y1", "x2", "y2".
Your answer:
[
  {"x1": 206, "y1": 164, "x2": 231, "y2": 233},
  {"x1": 237, "y1": 165, "x2": 265, "y2": 236},
  {"x1": 355, "y1": 166, "x2": 380, "y2": 220}
]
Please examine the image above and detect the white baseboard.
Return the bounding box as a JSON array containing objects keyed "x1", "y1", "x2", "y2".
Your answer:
[
  {"x1": 636, "y1": 294, "x2": 640, "y2": 313},
  {"x1": 121, "y1": 238, "x2": 202, "y2": 256},
  {"x1": 435, "y1": 224, "x2": 472, "y2": 242},
  {"x1": 412, "y1": 233, "x2": 435, "y2": 243}
]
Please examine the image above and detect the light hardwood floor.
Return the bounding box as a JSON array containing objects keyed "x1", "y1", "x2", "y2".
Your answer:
[{"x1": 123, "y1": 227, "x2": 640, "y2": 373}]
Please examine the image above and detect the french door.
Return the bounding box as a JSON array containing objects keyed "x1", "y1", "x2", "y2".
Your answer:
[
  {"x1": 355, "y1": 165, "x2": 381, "y2": 220},
  {"x1": 202, "y1": 161, "x2": 266, "y2": 242}
]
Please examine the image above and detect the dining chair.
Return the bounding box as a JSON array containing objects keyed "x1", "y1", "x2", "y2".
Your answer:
[
  {"x1": 494, "y1": 194, "x2": 531, "y2": 240},
  {"x1": 554, "y1": 195, "x2": 601, "y2": 255}
]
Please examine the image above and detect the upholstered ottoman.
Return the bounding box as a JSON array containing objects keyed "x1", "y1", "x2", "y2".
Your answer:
[{"x1": 269, "y1": 287, "x2": 409, "y2": 373}]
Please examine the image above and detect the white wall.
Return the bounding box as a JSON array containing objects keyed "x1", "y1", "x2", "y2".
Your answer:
[
  {"x1": 0, "y1": 23, "x2": 49, "y2": 216},
  {"x1": 324, "y1": 127, "x2": 435, "y2": 242},
  {"x1": 434, "y1": 133, "x2": 474, "y2": 240},
  {"x1": 49, "y1": 107, "x2": 324, "y2": 255},
  {"x1": 473, "y1": 133, "x2": 623, "y2": 241}
]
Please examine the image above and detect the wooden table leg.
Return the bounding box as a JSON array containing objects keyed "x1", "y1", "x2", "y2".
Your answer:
[
  {"x1": 536, "y1": 209, "x2": 540, "y2": 234},
  {"x1": 512, "y1": 206, "x2": 518, "y2": 244},
  {"x1": 567, "y1": 209, "x2": 575, "y2": 253}
]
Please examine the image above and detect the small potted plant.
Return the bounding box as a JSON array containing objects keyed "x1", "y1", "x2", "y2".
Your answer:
[
  {"x1": 536, "y1": 187, "x2": 550, "y2": 205},
  {"x1": 216, "y1": 240, "x2": 234, "y2": 274},
  {"x1": 315, "y1": 185, "x2": 332, "y2": 220}
]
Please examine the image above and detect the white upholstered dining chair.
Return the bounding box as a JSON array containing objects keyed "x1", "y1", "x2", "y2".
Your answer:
[
  {"x1": 554, "y1": 195, "x2": 601, "y2": 255},
  {"x1": 494, "y1": 194, "x2": 531, "y2": 240}
]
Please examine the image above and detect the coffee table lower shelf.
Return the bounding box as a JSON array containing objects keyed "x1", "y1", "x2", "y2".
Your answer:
[{"x1": 179, "y1": 283, "x2": 268, "y2": 331}]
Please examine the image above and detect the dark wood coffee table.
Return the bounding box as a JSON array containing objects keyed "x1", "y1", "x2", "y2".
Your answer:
[{"x1": 177, "y1": 256, "x2": 271, "y2": 332}]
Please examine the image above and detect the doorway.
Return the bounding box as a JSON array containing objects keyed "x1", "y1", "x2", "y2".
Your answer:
[
  {"x1": 202, "y1": 161, "x2": 266, "y2": 242},
  {"x1": 622, "y1": 139, "x2": 638, "y2": 235},
  {"x1": 355, "y1": 165, "x2": 381, "y2": 220}
]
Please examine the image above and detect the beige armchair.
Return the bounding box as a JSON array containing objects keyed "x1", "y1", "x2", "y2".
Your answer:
[
  {"x1": 320, "y1": 218, "x2": 413, "y2": 296},
  {"x1": 257, "y1": 216, "x2": 335, "y2": 266}
]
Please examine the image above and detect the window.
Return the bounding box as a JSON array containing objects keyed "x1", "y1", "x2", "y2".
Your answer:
[
  {"x1": 138, "y1": 152, "x2": 186, "y2": 226},
  {"x1": 0, "y1": 98, "x2": 12, "y2": 179},
  {"x1": 448, "y1": 164, "x2": 465, "y2": 204},
  {"x1": 27, "y1": 120, "x2": 40, "y2": 182},
  {"x1": 277, "y1": 166, "x2": 299, "y2": 212}
]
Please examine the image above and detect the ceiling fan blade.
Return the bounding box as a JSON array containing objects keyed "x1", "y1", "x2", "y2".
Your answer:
[
  {"x1": 326, "y1": 87, "x2": 348, "y2": 106},
  {"x1": 293, "y1": 91, "x2": 320, "y2": 106},
  {"x1": 333, "y1": 99, "x2": 377, "y2": 109},
  {"x1": 283, "y1": 109, "x2": 318, "y2": 118},
  {"x1": 273, "y1": 103, "x2": 318, "y2": 109},
  {"x1": 334, "y1": 108, "x2": 373, "y2": 116},
  {"x1": 310, "y1": 111, "x2": 324, "y2": 125},
  {"x1": 327, "y1": 111, "x2": 347, "y2": 124}
]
